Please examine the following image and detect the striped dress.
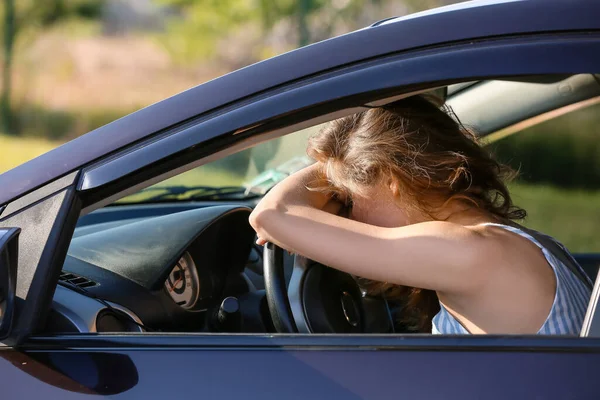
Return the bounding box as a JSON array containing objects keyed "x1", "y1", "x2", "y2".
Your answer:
[{"x1": 432, "y1": 223, "x2": 592, "y2": 335}]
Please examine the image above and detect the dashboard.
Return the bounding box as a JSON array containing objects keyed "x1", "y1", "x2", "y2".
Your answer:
[{"x1": 47, "y1": 203, "x2": 274, "y2": 334}]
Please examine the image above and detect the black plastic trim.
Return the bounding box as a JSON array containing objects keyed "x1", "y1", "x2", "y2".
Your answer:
[
  {"x1": 0, "y1": 227, "x2": 20, "y2": 342},
  {"x1": 369, "y1": 16, "x2": 399, "y2": 27},
  {"x1": 58, "y1": 271, "x2": 98, "y2": 288},
  {"x1": 24, "y1": 334, "x2": 600, "y2": 353}
]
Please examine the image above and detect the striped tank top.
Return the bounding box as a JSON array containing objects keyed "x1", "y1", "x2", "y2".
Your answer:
[{"x1": 432, "y1": 223, "x2": 592, "y2": 335}]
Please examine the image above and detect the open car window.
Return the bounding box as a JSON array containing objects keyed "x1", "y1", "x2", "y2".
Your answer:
[{"x1": 50, "y1": 76, "x2": 600, "y2": 337}]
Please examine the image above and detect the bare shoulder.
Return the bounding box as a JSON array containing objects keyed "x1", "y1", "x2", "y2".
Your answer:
[
  {"x1": 467, "y1": 223, "x2": 530, "y2": 247},
  {"x1": 407, "y1": 220, "x2": 547, "y2": 270},
  {"x1": 466, "y1": 222, "x2": 551, "y2": 269}
]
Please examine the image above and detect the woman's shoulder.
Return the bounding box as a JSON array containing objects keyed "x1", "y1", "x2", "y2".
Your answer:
[
  {"x1": 467, "y1": 221, "x2": 590, "y2": 287},
  {"x1": 466, "y1": 221, "x2": 545, "y2": 253},
  {"x1": 471, "y1": 221, "x2": 571, "y2": 259},
  {"x1": 454, "y1": 221, "x2": 556, "y2": 274}
]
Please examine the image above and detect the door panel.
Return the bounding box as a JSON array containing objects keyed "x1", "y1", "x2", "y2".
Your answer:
[
  {"x1": 576, "y1": 254, "x2": 600, "y2": 281},
  {"x1": 2, "y1": 337, "x2": 599, "y2": 399}
]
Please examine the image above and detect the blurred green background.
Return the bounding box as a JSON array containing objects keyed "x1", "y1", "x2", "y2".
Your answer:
[{"x1": 0, "y1": 0, "x2": 598, "y2": 251}]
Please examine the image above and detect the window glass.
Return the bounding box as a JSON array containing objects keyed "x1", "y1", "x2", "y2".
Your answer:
[{"x1": 117, "y1": 124, "x2": 321, "y2": 204}]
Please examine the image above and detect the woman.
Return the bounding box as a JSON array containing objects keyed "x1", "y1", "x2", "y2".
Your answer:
[{"x1": 249, "y1": 95, "x2": 591, "y2": 335}]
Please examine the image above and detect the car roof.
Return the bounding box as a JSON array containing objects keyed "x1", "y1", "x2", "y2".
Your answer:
[
  {"x1": 0, "y1": 0, "x2": 599, "y2": 207},
  {"x1": 372, "y1": 0, "x2": 524, "y2": 26}
]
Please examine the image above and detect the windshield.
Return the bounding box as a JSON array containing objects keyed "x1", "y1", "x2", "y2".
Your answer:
[{"x1": 117, "y1": 124, "x2": 324, "y2": 203}]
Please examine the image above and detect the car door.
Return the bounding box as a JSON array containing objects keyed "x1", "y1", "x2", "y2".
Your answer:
[
  {"x1": 1, "y1": 335, "x2": 599, "y2": 399},
  {"x1": 2, "y1": 25, "x2": 600, "y2": 400}
]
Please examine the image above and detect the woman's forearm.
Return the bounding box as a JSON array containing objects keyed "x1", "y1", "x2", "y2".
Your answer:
[
  {"x1": 249, "y1": 163, "x2": 334, "y2": 244},
  {"x1": 255, "y1": 163, "x2": 329, "y2": 210}
]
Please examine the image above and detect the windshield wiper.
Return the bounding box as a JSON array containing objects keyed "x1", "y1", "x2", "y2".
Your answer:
[{"x1": 121, "y1": 185, "x2": 260, "y2": 204}]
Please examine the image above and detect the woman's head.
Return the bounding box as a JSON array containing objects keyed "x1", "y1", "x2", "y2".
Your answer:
[
  {"x1": 307, "y1": 95, "x2": 525, "y2": 226},
  {"x1": 306, "y1": 95, "x2": 526, "y2": 332}
]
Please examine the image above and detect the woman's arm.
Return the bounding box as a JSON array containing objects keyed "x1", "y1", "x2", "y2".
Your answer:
[
  {"x1": 249, "y1": 165, "x2": 491, "y2": 294},
  {"x1": 253, "y1": 164, "x2": 342, "y2": 245}
]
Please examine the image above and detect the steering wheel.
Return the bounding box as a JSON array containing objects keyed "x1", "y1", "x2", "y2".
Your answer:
[{"x1": 263, "y1": 243, "x2": 394, "y2": 333}]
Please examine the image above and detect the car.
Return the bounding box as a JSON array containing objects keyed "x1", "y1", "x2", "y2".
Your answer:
[{"x1": 1, "y1": 0, "x2": 600, "y2": 397}]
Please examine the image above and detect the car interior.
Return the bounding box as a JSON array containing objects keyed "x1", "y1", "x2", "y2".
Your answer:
[{"x1": 43, "y1": 73, "x2": 600, "y2": 336}]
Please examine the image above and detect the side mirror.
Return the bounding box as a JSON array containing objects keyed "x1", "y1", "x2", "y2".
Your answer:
[{"x1": 0, "y1": 227, "x2": 20, "y2": 340}]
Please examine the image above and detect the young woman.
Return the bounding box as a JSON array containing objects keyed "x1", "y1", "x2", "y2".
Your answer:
[{"x1": 249, "y1": 95, "x2": 592, "y2": 335}]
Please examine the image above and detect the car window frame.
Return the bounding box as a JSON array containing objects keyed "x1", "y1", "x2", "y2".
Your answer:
[
  {"x1": 78, "y1": 32, "x2": 600, "y2": 212},
  {"x1": 8, "y1": 31, "x2": 600, "y2": 346}
]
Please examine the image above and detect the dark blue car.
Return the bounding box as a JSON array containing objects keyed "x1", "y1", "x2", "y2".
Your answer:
[{"x1": 1, "y1": 0, "x2": 600, "y2": 398}]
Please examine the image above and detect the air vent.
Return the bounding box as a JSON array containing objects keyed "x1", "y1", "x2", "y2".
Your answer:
[{"x1": 59, "y1": 271, "x2": 98, "y2": 288}]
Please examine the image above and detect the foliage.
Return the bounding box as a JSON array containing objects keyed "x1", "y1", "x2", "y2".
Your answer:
[
  {"x1": 490, "y1": 102, "x2": 600, "y2": 190},
  {"x1": 0, "y1": 0, "x2": 101, "y2": 35},
  {"x1": 510, "y1": 182, "x2": 600, "y2": 252},
  {"x1": 15, "y1": 0, "x2": 102, "y2": 28},
  {"x1": 0, "y1": 133, "x2": 58, "y2": 173},
  {"x1": 153, "y1": 0, "x2": 398, "y2": 64},
  {"x1": 153, "y1": 0, "x2": 259, "y2": 62},
  {"x1": 11, "y1": 102, "x2": 128, "y2": 141},
  {"x1": 0, "y1": 0, "x2": 103, "y2": 135}
]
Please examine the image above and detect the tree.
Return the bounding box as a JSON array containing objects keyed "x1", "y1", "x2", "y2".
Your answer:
[
  {"x1": 1, "y1": 0, "x2": 15, "y2": 135},
  {"x1": 153, "y1": 0, "x2": 258, "y2": 64},
  {"x1": 0, "y1": 0, "x2": 102, "y2": 135},
  {"x1": 155, "y1": 0, "x2": 336, "y2": 63},
  {"x1": 154, "y1": 0, "x2": 460, "y2": 68},
  {"x1": 255, "y1": 0, "x2": 327, "y2": 47}
]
